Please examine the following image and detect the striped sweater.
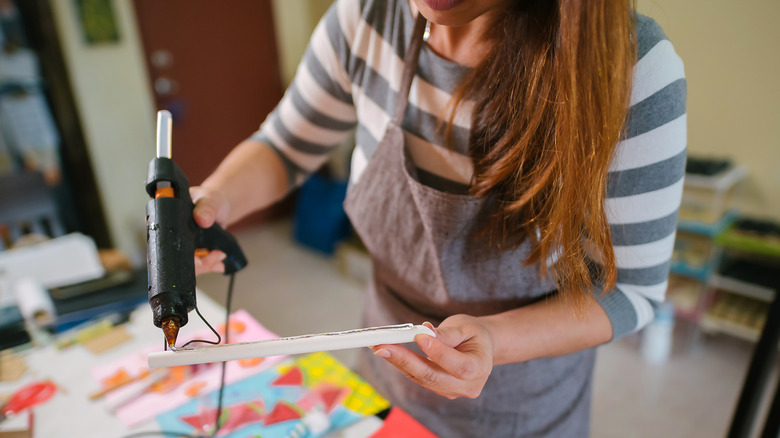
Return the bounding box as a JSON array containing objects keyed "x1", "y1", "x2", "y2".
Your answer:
[{"x1": 251, "y1": 0, "x2": 687, "y2": 340}]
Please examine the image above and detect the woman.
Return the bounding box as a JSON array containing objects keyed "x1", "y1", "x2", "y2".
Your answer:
[{"x1": 193, "y1": 0, "x2": 686, "y2": 436}]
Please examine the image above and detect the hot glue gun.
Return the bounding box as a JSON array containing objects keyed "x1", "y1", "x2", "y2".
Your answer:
[{"x1": 145, "y1": 110, "x2": 247, "y2": 348}]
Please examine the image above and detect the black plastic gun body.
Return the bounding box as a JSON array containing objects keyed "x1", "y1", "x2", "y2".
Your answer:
[{"x1": 145, "y1": 110, "x2": 246, "y2": 347}]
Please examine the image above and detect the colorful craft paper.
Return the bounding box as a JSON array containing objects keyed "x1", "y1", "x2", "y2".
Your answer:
[
  {"x1": 156, "y1": 352, "x2": 390, "y2": 437},
  {"x1": 90, "y1": 309, "x2": 284, "y2": 427}
]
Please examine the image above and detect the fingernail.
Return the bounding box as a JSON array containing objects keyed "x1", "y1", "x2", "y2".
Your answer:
[
  {"x1": 417, "y1": 334, "x2": 431, "y2": 349},
  {"x1": 374, "y1": 348, "x2": 390, "y2": 359}
]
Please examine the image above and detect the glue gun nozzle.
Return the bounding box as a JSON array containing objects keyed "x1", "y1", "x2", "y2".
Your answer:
[{"x1": 162, "y1": 317, "x2": 180, "y2": 348}]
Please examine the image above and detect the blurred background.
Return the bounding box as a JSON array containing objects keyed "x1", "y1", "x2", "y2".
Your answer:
[{"x1": 0, "y1": 1, "x2": 778, "y2": 437}]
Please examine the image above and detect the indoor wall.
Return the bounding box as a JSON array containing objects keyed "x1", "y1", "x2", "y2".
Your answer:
[
  {"x1": 49, "y1": 0, "x2": 780, "y2": 263},
  {"x1": 638, "y1": 0, "x2": 780, "y2": 218}
]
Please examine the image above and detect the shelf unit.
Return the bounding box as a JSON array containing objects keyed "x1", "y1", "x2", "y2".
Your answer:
[
  {"x1": 682, "y1": 165, "x2": 749, "y2": 191},
  {"x1": 709, "y1": 274, "x2": 774, "y2": 303},
  {"x1": 699, "y1": 314, "x2": 761, "y2": 342},
  {"x1": 696, "y1": 223, "x2": 780, "y2": 341},
  {"x1": 678, "y1": 165, "x2": 748, "y2": 224},
  {"x1": 715, "y1": 224, "x2": 780, "y2": 259},
  {"x1": 668, "y1": 218, "x2": 735, "y2": 311},
  {"x1": 677, "y1": 209, "x2": 740, "y2": 237},
  {"x1": 665, "y1": 162, "x2": 748, "y2": 343},
  {"x1": 669, "y1": 261, "x2": 712, "y2": 282}
]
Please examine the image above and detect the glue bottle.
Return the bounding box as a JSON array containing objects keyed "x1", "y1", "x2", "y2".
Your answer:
[{"x1": 642, "y1": 301, "x2": 675, "y2": 365}]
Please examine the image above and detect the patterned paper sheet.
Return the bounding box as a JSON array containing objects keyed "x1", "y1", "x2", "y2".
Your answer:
[
  {"x1": 90, "y1": 309, "x2": 285, "y2": 427},
  {"x1": 156, "y1": 352, "x2": 390, "y2": 437}
]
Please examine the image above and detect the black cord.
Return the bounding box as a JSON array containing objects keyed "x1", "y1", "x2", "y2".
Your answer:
[
  {"x1": 119, "y1": 273, "x2": 236, "y2": 438},
  {"x1": 165, "y1": 305, "x2": 223, "y2": 353},
  {"x1": 180, "y1": 305, "x2": 223, "y2": 348},
  {"x1": 210, "y1": 273, "x2": 235, "y2": 437}
]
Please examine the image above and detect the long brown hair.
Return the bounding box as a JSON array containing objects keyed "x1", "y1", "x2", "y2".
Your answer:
[{"x1": 449, "y1": 0, "x2": 636, "y2": 302}]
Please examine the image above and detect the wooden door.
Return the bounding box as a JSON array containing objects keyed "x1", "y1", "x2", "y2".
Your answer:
[{"x1": 133, "y1": 0, "x2": 284, "y2": 197}]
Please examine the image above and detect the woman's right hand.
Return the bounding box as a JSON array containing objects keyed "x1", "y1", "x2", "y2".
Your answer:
[{"x1": 190, "y1": 186, "x2": 232, "y2": 276}]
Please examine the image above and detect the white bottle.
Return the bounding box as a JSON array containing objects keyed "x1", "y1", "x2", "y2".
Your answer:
[{"x1": 642, "y1": 301, "x2": 675, "y2": 365}]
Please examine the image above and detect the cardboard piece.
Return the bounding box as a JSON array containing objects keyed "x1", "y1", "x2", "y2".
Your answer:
[
  {"x1": 0, "y1": 431, "x2": 32, "y2": 438},
  {"x1": 0, "y1": 352, "x2": 27, "y2": 382},
  {"x1": 83, "y1": 326, "x2": 132, "y2": 354}
]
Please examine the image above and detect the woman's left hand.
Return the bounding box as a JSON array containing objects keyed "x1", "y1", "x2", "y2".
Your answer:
[{"x1": 371, "y1": 315, "x2": 494, "y2": 400}]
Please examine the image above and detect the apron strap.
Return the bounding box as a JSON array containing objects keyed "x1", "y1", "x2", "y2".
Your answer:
[{"x1": 393, "y1": 13, "x2": 428, "y2": 125}]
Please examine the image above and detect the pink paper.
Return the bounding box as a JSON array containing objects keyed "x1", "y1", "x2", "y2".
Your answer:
[{"x1": 91, "y1": 309, "x2": 284, "y2": 427}]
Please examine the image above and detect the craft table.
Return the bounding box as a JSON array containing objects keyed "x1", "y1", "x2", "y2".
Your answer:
[
  {"x1": 0, "y1": 293, "x2": 395, "y2": 438},
  {"x1": 0, "y1": 291, "x2": 226, "y2": 437}
]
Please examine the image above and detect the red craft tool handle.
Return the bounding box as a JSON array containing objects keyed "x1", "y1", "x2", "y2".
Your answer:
[{"x1": 1, "y1": 381, "x2": 57, "y2": 416}]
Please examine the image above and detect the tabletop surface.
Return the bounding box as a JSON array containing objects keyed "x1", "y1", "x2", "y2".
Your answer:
[
  {"x1": 0, "y1": 293, "x2": 389, "y2": 438},
  {"x1": 0, "y1": 291, "x2": 227, "y2": 437}
]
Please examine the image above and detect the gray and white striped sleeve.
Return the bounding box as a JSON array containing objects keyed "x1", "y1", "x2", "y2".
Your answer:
[
  {"x1": 596, "y1": 15, "x2": 687, "y2": 339},
  {"x1": 249, "y1": 1, "x2": 358, "y2": 190}
]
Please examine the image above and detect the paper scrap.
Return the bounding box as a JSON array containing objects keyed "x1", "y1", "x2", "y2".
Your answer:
[
  {"x1": 0, "y1": 352, "x2": 27, "y2": 382},
  {"x1": 83, "y1": 326, "x2": 132, "y2": 354},
  {"x1": 0, "y1": 431, "x2": 32, "y2": 438},
  {"x1": 90, "y1": 309, "x2": 283, "y2": 427},
  {"x1": 370, "y1": 407, "x2": 437, "y2": 438}
]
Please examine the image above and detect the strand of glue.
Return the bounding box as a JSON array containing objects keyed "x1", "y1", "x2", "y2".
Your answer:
[{"x1": 119, "y1": 274, "x2": 235, "y2": 438}]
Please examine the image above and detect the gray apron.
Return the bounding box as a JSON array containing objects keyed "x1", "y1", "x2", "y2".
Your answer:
[{"x1": 343, "y1": 15, "x2": 596, "y2": 437}]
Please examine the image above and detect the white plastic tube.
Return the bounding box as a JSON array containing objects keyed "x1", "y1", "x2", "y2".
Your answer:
[
  {"x1": 156, "y1": 110, "x2": 172, "y2": 159},
  {"x1": 13, "y1": 277, "x2": 56, "y2": 326},
  {"x1": 148, "y1": 323, "x2": 434, "y2": 368}
]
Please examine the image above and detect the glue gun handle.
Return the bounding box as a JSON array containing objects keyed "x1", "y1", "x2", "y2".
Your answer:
[{"x1": 196, "y1": 224, "x2": 248, "y2": 274}]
